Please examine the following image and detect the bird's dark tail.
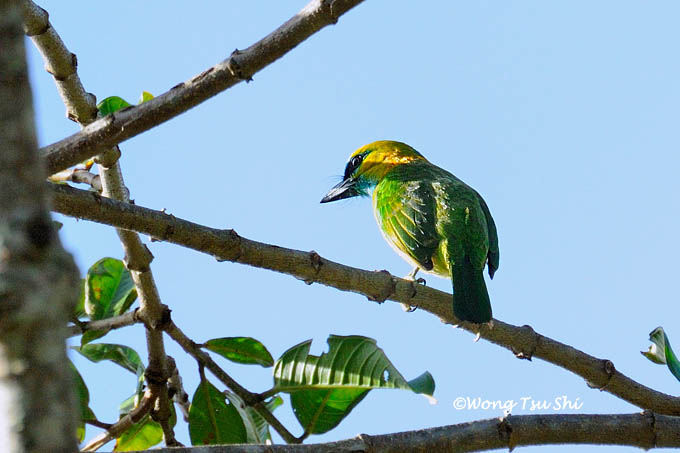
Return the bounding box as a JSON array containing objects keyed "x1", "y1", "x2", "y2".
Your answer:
[{"x1": 452, "y1": 255, "x2": 492, "y2": 323}]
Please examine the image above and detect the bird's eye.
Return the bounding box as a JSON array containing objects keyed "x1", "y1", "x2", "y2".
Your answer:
[{"x1": 351, "y1": 155, "x2": 363, "y2": 168}]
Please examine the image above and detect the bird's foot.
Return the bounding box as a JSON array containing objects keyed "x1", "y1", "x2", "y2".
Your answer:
[
  {"x1": 402, "y1": 274, "x2": 426, "y2": 312},
  {"x1": 405, "y1": 267, "x2": 420, "y2": 281}
]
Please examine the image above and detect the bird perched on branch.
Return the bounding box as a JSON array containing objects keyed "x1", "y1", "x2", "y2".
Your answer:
[{"x1": 321, "y1": 140, "x2": 499, "y2": 323}]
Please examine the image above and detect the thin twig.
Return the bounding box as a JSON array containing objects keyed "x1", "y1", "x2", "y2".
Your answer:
[
  {"x1": 84, "y1": 419, "x2": 113, "y2": 430},
  {"x1": 49, "y1": 168, "x2": 101, "y2": 192},
  {"x1": 165, "y1": 321, "x2": 301, "y2": 444},
  {"x1": 39, "y1": 0, "x2": 366, "y2": 174},
  {"x1": 68, "y1": 310, "x2": 139, "y2": 337},
  {"x1": 51, "y1": 183, "x2": 680, "y2": 417},
  {"x1": 81, "y1": 390, "x2": 155, "y2": 451}
]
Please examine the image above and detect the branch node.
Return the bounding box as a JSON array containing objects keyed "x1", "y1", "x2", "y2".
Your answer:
[
  {"x1": 144, "y1": 367, "x2": 168, "y2": 387},
  {"x1": 323, "y1": 0, "x2": 340, "y2": 24},
  {"x1": 497, "y1": 414, "x2": 517, "y2": 452},
  {"x1": 643, "y1": 410, "x2": 658, "y2": 449},
  {"x1": 366, "y1": 270, "x2": 395, "y2": 303},
  {"x1": 356, "y1": 433, "x2": 374, "y2": 451},
  {"x1": 510, "y1": 324, "x2": 539, "y2": 361},
  {"x1": 309, "y1": 250, "x2": 323, "y2": 273},
  {"x1": 227, "y1": 48, "x2": 254, "y2": 82},
  {"x1": 24, "y1": 17, "x2": 50, "y2": 37},
  {"x1": 301, "y1": 250, "x2": 323, "y2": 284},
  {"x1": 153, "y1": 304, "x2": 172, "y2": 330},
  {"x1": 124, "y1": 243, "x2": 154, "y2": 272},
  {"x1": 600, "y1": 359, "x2": 616, "y2": 390},
  {"x1": 94, "y1": 146, "x2": 121, "y2": 168},
  {"x1": 218, "y1": 228, "x2": 242, "y2": 262}
]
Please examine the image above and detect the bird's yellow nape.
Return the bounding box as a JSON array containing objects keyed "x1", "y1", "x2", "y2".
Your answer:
[{"x1": 350, "y1": 141, "x2": 427, "y2": 181}]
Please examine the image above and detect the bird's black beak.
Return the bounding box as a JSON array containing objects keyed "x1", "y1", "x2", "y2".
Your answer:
[{"x1": 320, "y1": 178, "x2": 359, "y2": 203}]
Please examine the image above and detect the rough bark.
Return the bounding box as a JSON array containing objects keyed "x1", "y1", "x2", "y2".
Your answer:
[{"x1": 0, "y1": 1, "x2": 80, "y2": 451}]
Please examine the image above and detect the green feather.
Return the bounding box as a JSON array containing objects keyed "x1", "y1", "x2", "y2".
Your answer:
[{"x1": 451, "y1": 254, "x2": 493, "y2": 323}]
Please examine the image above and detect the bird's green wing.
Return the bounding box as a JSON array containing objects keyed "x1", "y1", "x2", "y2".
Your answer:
[
  {"x1": 475, "y1": 192, "x2": 499, "y2": 278},
  {"x1": 433, "y1": 180, "x2": 493, "y2": 322},
  {"x1": 374, "y1": 179, "x2": 439, "y2": 271}
]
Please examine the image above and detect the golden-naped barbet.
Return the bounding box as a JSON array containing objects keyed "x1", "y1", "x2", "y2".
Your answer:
[{"x1": 321, "y1": 140, "x2": 499, "y2": 323}]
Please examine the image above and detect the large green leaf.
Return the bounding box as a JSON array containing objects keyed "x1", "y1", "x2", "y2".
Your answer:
[
  {"x1": 75, "y1": 343, "x2": 145, "y2": 377},
  {"x1": 643, "y1": 326, "x2": 680, "y2": 381},
  {"x1": 82, "y1": 258, "x2": 137, "y2": 345},
  {"x1": 273, "y1": 335, "x2": 435, "y2": 434},
  {"x1": 204, "y1": 337, "x2": 274, "y2": 367},
  {"x1": 69, "y1": 360, "x2": 95, "y2": 442},
  {"x1": 189, "y1": 380, "x2": 247, "y2": 445}
]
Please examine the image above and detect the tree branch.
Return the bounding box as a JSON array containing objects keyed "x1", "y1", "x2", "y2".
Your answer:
[
  {"x1": 77, "y1": 412, "x2": 680, "y2": 452},
  {"x1": 21, "y1": 0, "x2": 98, "y2": 123},
  {"x1": 39, "y1": 0, "x2": 366, "y2": 175},
  {"x1": 51, "y1": 183, "x2": 680, "y2": 417}
]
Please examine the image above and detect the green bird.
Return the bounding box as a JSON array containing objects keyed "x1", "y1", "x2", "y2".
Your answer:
[{"x1": 321, "y1": 140, "x2": 499, "y2": 323}]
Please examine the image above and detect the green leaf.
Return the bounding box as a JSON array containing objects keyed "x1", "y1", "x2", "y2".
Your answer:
[
  {"x1": 97, "y1": 96, "x2": 133, "y2": 116},
  {"x1": 82, "y1": 258, "x2": 137, "y2": 344},
  {"x1": 189, "y1": 380, "x2": 247, "y2": 445},
  {"x1": 76, "y1": 343, "x2": 145, "y2": 376},
  {"x1": 290, "y1": 388, "x2": 369, "y2": 434},
  {"x1": 251, "y1": 395, "x2": 283, "y2": 443},
  {"x1": 273, "y1": 335, "x2": 435, "y2": 434},
  {"x1": 138, "y1": 91, "x2": 154, "y2": 103},
  {"x1": 114, "y1": 415, "x2": 163, "y2": 452},
  {"x1": 69, "y1": 360, "x2": 95, "y2": 442},
  {"x1": 223, "y1": 391, "x2": 283, "y2": 443},
  {"x1": 204, "y1": 337, "x2": 274, "y2": 367},
  {"x1": 643, "y1": 327, "x2": 680, "y2": 381},
  {"x1": 407, "y1": 371, "x2": 436, "y2": 397}
]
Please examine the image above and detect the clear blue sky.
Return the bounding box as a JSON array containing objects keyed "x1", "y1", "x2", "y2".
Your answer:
[{"x1": 28, "y1": 2, "x2": 680, "y2": 451}]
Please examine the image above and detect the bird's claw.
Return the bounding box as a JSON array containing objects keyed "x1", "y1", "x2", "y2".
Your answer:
[
  {"x1": 415, "y1": 277, "x2": 426, "y2": 286},
  {"x1": 400, "y1": 303, "x2": 418, "y2": 312}
]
